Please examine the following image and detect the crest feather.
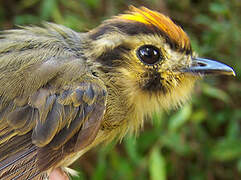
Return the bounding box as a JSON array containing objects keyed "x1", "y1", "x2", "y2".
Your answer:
[{"x1": 118, "y1": 6, "x2": 191, "y2": 51}]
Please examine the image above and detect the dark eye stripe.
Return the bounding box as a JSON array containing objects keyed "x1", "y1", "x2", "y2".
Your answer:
[
  {"x1": 137, "y1": 45, "x2": 163, "y2": 65},
  {"x1": 96, "y1": 45, "x2": 131, "y2": 67}
]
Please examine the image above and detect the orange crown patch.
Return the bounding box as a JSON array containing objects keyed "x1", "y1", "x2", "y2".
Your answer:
[{"x1": 118, "y1": 6, "x2": 191, "y2": 51}]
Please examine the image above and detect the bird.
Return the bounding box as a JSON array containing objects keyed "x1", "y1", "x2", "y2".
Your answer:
[{"x1": 0, "y1": 6, "x2": 235, "y2": 180}]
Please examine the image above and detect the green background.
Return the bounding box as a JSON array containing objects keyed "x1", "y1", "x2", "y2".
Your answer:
[{"x1": 0, "y1": 0, "x2": 240, "y2": 179}]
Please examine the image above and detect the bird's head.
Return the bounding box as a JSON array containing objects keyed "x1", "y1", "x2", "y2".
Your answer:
[{"x1": 87, "y1": 6, "x2": 235, "y2": 114}]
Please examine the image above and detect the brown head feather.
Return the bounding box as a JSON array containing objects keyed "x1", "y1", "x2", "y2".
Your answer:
[{"x1": 116, "y1": 6, "x2": 191, "y2": 52}]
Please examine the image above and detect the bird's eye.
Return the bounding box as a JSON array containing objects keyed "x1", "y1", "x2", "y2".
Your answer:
[{"x1": 137, "y1": 45, "x2": 162, "y2": 65}]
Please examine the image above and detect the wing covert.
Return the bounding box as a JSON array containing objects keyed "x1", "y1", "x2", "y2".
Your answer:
[{"x1": 30, "y1": 81, "x2": 107, "y2": 149}]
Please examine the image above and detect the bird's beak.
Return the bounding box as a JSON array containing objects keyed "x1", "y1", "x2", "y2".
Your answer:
[{"x1": 182, "y1": 57, "x2": 236, "y2": 76}]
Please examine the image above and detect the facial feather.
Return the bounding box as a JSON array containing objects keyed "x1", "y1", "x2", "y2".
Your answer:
[{"x1": 87, "y1": 7, "x2": 198, "y2": 137}]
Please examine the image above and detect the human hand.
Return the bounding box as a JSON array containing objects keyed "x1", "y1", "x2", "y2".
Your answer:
[{"x1": 49, "y1": 168, "x2": 69, "y2": 180}]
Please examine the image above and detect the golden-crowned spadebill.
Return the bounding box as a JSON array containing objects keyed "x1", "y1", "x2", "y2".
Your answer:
[{"x1": 0, "y1": 6, "x2": 235, "y2": 179}]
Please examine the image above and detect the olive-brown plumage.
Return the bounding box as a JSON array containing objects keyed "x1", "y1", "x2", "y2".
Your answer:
[
  {"x1": 0, "y1": 23, "x2": 107, "y2": 179},
  {"x1": 0, "y1": 6, "x2": 235, "y2": 179}
]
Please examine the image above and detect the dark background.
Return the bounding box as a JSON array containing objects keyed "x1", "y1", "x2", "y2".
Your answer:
[{"x1": 0, "y1": 0, "x2": 240, "y2": 179}]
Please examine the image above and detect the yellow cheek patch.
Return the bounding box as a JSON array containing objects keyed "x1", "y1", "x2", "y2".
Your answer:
[{"x1": 118, "y1": 6, "x2": 191, "y2": 51}]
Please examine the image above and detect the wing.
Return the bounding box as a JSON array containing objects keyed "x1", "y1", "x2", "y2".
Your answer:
[{"x1": 0, "y1": 23, "x2": 107, "y2": 179}]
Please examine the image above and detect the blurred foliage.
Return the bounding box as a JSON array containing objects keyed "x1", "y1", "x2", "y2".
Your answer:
[{"x1": 0, "y1": 0, "x2": 240, "y2": 179}]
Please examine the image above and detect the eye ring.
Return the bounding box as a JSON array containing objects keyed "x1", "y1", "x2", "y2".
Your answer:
[{"x1": 137, "y1": 45, "x2": 163, "y2": 65}]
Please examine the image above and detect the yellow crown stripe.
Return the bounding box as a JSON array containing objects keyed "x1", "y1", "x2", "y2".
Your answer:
[
  {"x1": 120, "y1": 13, "x2": 148, "y2": 24},
  {"x1": 117, "y1": 6, "x2": 191, "y2": 50}
]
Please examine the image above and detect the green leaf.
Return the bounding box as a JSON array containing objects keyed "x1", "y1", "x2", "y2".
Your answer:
[
  {"x1": 40, "y1": 0, "x2": 58, "y2": 19},
  {"x1": 109, "y1": 150, "x2": 134, "y2": 180},
  {"x1": 124, "y1": 136, "x2": 140, "y2": 164},
  {"x1": 194, "y1": 15, "x2": 212, "y2": 26},
  {"x1": 237, "y1": 159, "x2": 241, "y2": 172},
  {"x1": 209, "y1": 3, "x2": 228, "y2": 15},
  {"x1": 138, "y1": 130, "x2": 160, "y2": 153},
  {"x1": 211, "y1": 139, "x2": 241, "y2": 161},
  {"x1": 20, "y1": 0, "x2": 40, "y2": 9},
  {"x1": 14, "y1": 14, "x2": 40, "y2": 25},
  {"x1": 152, "y1": 111, "x2": 165, "y2": 129},
  {"x1": 227, "y1": 118, "x2": 241, "y2": 139},
  {"x1": 92, "y1": 150, "x2": 107, "y2": 180},
  {"x1": 149, "y1": 147, "x2": 166, "y2": 180},
  {"x1": 63, "y1": 14, "x2": 85, "y2": 30},
  {"x1": 84, "y1": 0, "x2": 100, "y2": 8},
  {"x1": 160, "y1": 132, "x2": 191, "y2": 155},
  {"x1": 202, "y1": 83, "x2": 231, "y2": 103},
  {"x1": 168, "y1": 104, "x2": 192, "y2": 132},
  {"x1": 191, "y1": 109, "x2": 207, "y2": 124}
]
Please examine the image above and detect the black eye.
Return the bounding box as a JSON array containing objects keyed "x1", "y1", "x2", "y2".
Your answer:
[{"x1": 137, "y1": 45, "x2": 162, "y2": 65}]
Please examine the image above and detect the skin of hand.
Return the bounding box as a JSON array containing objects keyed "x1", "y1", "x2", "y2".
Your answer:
[{"x1": 49, "y1": 168, "x2": 69, "y2": 180}]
